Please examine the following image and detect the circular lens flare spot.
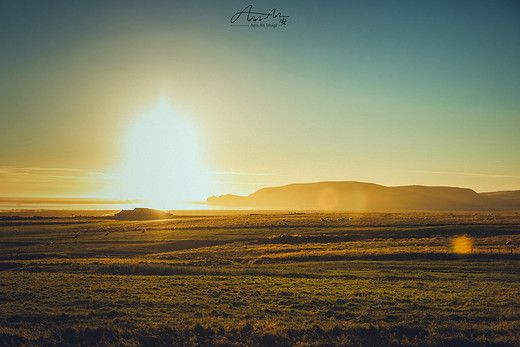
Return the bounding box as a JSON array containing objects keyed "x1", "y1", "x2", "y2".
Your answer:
[
  {"x1": 318, "y1": 188, "x2": 339, "y2": 210},
  {"x1": 452, "y1": 235, "x2": 474, "y2": 254}
]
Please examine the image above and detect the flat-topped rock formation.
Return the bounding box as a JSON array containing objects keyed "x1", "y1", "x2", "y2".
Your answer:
[{"x1": 113, "y1": 208, "x2": 174, "y2": 220}]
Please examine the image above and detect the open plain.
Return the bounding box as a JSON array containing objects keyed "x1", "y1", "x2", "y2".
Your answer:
[{"x1": 0, "y1": 211, "x2": 519, "y2": 346}]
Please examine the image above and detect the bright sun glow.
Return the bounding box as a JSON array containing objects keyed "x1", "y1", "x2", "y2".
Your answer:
[{"x1": 112, "y1": 99, "x2": 206, "y2": 209}]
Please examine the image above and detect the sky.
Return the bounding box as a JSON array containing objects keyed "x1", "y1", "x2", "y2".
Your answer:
[{"x1": 1, "y1": 0, "x2": 519, "y2": 204}]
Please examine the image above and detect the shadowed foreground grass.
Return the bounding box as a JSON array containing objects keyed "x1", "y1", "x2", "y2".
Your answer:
[{"x1": 0, "y1": 212, "x2": 519, "y2": 346}]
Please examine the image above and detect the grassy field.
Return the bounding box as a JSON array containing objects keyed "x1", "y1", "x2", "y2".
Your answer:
[{"x1": 0, "y1": 211, "x2": 519, "y2": 346}]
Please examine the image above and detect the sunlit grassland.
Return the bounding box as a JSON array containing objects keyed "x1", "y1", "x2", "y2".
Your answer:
[{"x1": 0, "y1": 212, "x2": 519, "y2": 345}]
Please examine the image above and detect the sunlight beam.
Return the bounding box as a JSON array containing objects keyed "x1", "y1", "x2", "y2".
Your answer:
[{"x1": 112, "y1": 99, "x2": 205, "y2": 208}]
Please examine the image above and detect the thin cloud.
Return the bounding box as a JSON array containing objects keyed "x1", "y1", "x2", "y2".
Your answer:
[
  {"x1": 206, "y1": 171, "x2": 275, "y2": 176},
  {"x1": 209, "y1": 181, "x2": 262, "y2": 185},
  {"x1": 0, "y1": 167, "x2": 107, "y2": 182},
  {"x1": 410, "y1": 170, "x2": 520, "y2": 179}
]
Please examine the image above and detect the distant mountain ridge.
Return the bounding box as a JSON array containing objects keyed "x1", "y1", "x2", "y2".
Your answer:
[{"x1": 206, "y1": 181, "x2": 520, "y2": 211}]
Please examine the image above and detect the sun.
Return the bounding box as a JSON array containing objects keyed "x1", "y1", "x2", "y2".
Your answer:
[{"x1": 113, "y1": 99, "x2": 206, "y2": 208}]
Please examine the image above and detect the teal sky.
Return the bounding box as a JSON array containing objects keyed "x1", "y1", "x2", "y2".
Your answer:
[{"x1": 1, "y1": 1, "x2": 519, "y2": 200}]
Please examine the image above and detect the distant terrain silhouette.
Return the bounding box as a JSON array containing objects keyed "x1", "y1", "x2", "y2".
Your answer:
[
  {"x1": 113, "y1": 208, "x2": 174, "y2": 220},
  {"x1": 206, "y1": 181, "x2": 520, "y2": 211}
]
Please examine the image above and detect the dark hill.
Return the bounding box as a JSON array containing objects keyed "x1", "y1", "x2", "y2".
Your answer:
[
  {"x1": 206, "y1": 181, "x2": 520, "y2": 211},
  {"x1": 113, "y1": 208, "x2": 174, "y2": 220}
]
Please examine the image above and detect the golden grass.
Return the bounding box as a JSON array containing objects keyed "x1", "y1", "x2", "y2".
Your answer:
[{"x1": 0, "y1": 211, "x2": 519, "y2": 345}]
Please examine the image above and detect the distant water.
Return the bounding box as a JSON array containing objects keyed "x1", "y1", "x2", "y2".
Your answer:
[{"x1": 0, "y1": 201, "x2": 210, "y2": 212}]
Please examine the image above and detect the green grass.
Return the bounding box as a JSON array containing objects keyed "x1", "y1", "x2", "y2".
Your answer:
[{"x1": 0, "y1": 212, "x2": 519, "y2": 345}]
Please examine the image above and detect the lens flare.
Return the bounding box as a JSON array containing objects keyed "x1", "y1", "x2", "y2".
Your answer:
[
  {"x1": 318, "y1": 187, "x2": 339, "y2": 210},
  {"x1": 452, "y1": 235, "x2": 474, "y2": 254}
]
